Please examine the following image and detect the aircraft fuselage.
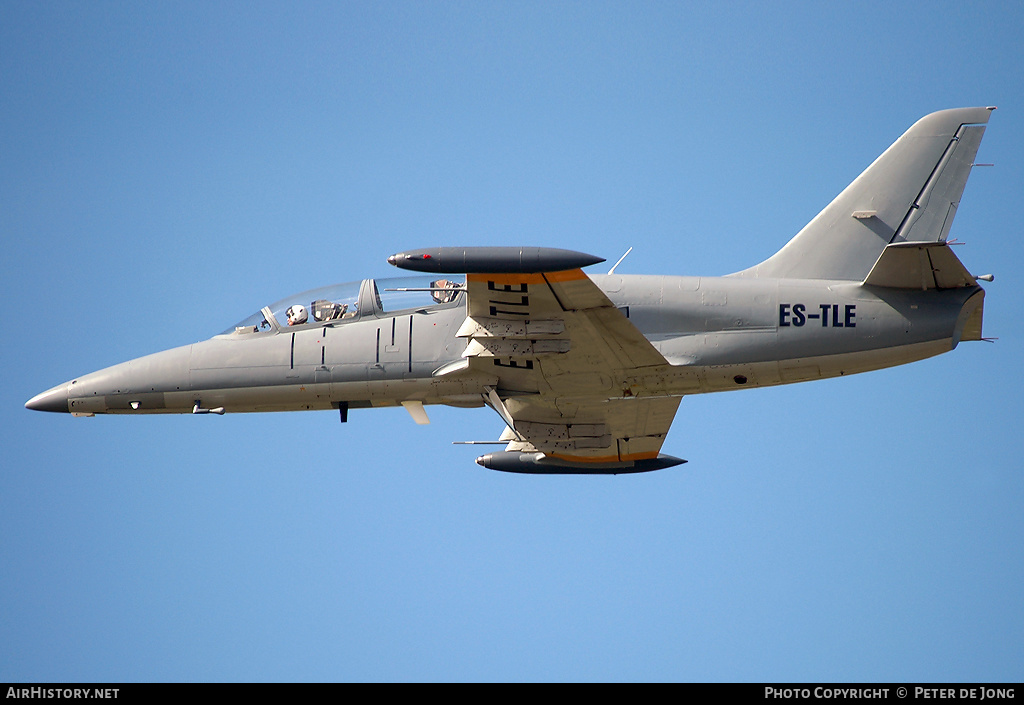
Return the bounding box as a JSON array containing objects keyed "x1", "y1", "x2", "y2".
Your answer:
[{"x1": 27, "y1": 273, "x2": 983, "y2": 418}]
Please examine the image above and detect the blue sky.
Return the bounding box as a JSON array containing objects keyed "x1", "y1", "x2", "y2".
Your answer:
[{"x1": 3, "y1": 1, "x2": 1022, "y2": 682}]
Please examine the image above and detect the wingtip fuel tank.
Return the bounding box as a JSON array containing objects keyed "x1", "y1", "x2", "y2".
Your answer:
[
  {"x1": 388, "y1": 247, "x2": 605, "y2": 274},
  {"x1": 475, "y1": 451, "x2": 687, "y2": 475}
]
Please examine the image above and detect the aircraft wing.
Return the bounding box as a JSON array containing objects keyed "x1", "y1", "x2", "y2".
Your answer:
[{"x1": 389, "y1": 247, "x2": 685, "y2": 473}]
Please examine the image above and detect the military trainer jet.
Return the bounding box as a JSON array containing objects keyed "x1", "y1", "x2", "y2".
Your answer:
[{"x1": 26, "y1": 107, "x2": 996, "y2": 473}]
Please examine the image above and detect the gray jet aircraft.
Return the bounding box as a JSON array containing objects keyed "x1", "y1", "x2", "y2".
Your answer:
[{"x1": 26, "y1": 107, "x2": 996, "y2": 473}]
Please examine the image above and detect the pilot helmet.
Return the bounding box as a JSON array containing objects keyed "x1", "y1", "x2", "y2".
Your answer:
[{"x1": 286, "y1": 304, "x2": 308, "y2": 325}]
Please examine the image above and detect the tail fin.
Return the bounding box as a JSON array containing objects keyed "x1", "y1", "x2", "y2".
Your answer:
[{"x1": 732, "y1": 107, "x2": 995, "y2": 281}]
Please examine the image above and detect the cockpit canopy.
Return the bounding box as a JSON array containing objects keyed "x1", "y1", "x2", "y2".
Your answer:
[{"x1": 222, "y1": 276, "x2": 465, "y2": 335}]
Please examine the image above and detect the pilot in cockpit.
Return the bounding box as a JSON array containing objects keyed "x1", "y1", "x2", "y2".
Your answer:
[
  {"x1": 430, "y1": 279, "x2": 460, "y2": 304},
  {"x1": 286, "y1": 304, "x2": 308, "y2": 326}
]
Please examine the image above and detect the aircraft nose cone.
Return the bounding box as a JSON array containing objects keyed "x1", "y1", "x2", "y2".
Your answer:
[{"x1": 25, "y1": 384, "x2": 69, "y2": 413}]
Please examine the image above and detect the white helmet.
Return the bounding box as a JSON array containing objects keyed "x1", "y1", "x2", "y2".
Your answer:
[{"x1": 286, "y1": 304, "x2": 308, "y2": 325}]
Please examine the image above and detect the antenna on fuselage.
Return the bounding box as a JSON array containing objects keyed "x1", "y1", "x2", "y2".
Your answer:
[{"x1": 608, "y1": 247, "x2": 633, "y2": 275}]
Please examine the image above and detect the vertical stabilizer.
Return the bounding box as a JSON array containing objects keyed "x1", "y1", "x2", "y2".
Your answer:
[{"x1": 732, "y1": 107, "x2": 994, "y2": 281}]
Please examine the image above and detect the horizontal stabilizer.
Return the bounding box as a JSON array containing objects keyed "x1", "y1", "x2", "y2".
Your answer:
[{"x1": 863, "y1": 241, "x2": 977, "y2": 289}]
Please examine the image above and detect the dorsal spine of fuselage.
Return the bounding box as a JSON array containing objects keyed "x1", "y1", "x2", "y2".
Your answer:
[{"x1": 729, "y1": 107, "x2": 994, "y2": 283}]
